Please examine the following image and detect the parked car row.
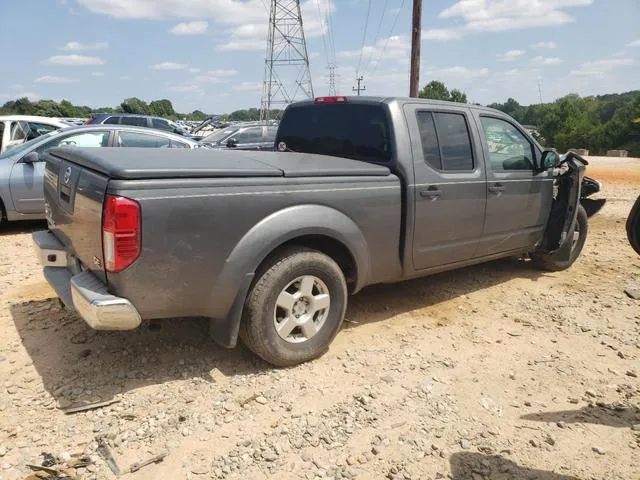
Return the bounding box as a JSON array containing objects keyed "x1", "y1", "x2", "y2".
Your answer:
[
  {"x1": 0, "y1": 115, "x2": 72, "y2": 154},
  {"x1": 0, "y1": 125, "x2": 203, "y2": 224}
]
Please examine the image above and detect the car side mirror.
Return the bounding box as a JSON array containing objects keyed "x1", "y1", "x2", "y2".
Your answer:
[
  {"x1": 627, "y1": 195, "x2": 640, "y2": 256},
  {"x1": 226, "y1": 138, "x2": 238, "y2": 148},
  {"x1": 22, "y1": 151, "x2": 40, "y2": 164},
  {"x1": 541, "y1": 148, "x2": 560, "y2": 170}
]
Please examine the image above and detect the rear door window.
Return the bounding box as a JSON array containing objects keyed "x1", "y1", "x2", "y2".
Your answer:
[
  {"x1": 36, "y1": 130, "x2": 110, "y2": 153},
  {"x1": 234, "y1": 127, "x2": 263, "y2": 144},
  {"x1": 152, "y1": 118, "x2": 173, "y2": 132},
  {"x1": 276, "y1": 104, "x2": 391, "y2": 162},
  {"x1": 433, "y1": 112, "x2": 474, "y2": 171},
  {"x1": 104, "y1": 116, "x2": 120, "y2": 125},
  {"x1": 416, "y1": 111, "x2": 442, "y2": 170},
  {"x1": 116, "y1": 131, "x2": 171, "y2": 148},
  {"x1": 120, "y1": 116, "x2": 148, "y2": 127},
  {"x1": 10, "y1": 121, "x2": 27, "y2": 141}
]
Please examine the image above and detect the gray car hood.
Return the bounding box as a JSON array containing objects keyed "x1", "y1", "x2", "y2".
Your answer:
[{"x1": 47, "y1": 147, "x2": 390, "y2": 180}]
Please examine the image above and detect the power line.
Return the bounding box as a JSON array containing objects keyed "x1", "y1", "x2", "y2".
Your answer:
[
  {"x1": 356, "y1": 0, "x2": 372, "y2": 75},
  {"x1": 326, "y1": 1, "x2": 337, "y2": 63},
  {"x1": 315, "y1": 0, "x2": 331, "y2": 66},
  {"x1": 370, "y1": 0, "x2": 406, "y2": 77},
  {"x1": 362, "y1": 0, "x2": 390, "y2": 76}
]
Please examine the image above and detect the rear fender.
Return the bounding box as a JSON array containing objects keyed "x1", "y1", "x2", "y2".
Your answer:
[
  {"x1": 208, "y1": 204, "x2": 370, "y2": 347},
  {"x1": 537, "y1": 152, "x2": 587, "y2": 257}
]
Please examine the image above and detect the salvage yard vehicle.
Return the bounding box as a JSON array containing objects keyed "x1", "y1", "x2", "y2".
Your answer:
[
  {"x1": 198, "y1": 124, "x2": 277, "y2": 151},
  {"x1": 34, "y1": 96, "x2": 587, "y2": 367},
  {"x1": 0, "y1": 115, "x2": 71, "y2": 154},
  {"x1": 628, "y1": 195, "x2": 640, "y2": 256},
  {"x1": 0, "y1": 125, "x2": 203, "y2": 225}
]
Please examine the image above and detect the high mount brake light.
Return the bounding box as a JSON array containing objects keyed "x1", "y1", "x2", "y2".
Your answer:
[
  {"x1": 314, "y1": 96, "x2": 348, "y2": 104},
  {"x1": 102, "y1": 195, "x2": 141, "y2": 273}
]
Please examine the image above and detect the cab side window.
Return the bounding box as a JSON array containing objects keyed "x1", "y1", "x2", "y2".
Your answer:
[
  {"x1": 480, "y1": 116, "x2": 535, "y2": 171},
  {"x1": 416, "y1": 111, "x2": 474, "y2": 171}
]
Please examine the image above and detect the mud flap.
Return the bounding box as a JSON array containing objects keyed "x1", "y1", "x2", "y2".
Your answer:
[{"x1": 537, "y1": 152, "x2": 588, "y2": 258}]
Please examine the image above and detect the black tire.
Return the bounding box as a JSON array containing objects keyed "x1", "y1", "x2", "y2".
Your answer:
[
  {"x1": 239, "y1": 247, "x2": 348, "y2": 367},
  {"x1": 532, "y1": 204, "x2": 588, "y2": 271}
]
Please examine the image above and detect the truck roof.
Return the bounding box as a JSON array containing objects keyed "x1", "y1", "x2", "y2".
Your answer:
[{"x1": 289, "y1": 96, "x2": 505, "y2": 116}]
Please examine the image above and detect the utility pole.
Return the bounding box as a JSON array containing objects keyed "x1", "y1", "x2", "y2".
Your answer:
[
  {"x1": 260, "y1": 0, "x2": 314, "y2": 122},
  {"x1": 409, "y1": 0, "x2": 422, "y2": 97},
  {"x1": 352, "y1": 76, "x2": 366, "y2": 96}
]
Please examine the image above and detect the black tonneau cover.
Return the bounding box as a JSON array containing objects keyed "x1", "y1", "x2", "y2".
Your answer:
[{"x1": 47, "y1": 147, "x2": 390, "y2": 180}]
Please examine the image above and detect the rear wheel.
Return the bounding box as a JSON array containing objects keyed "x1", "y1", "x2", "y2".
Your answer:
[
  {"x1": 532, "y1": 205, "x2": 588, "y2": 271},
  {"x1": 239, "y1": 247, "x2": 348, "y2": 367}
]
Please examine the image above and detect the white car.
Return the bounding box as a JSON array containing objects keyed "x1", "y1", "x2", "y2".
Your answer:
[{"x1": 0, "y1": 115, "x2": 71, "y2": 154}]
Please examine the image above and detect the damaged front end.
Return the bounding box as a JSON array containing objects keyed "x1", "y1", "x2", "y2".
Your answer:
[{"x1": 537, "y1": 151, "x2": 588, "y2": 257}]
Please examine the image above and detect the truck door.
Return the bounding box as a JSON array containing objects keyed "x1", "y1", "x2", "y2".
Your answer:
[
  {"x1": 404, "y1": 104, "x2": 487, "y2": 270},
  {"x1": 472, "y1": 114, "x2": 553, "y2": 256}
]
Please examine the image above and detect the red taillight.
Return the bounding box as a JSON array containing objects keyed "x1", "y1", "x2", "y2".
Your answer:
[
  {"x1": 102, "y1": 195, "x2": 141, "y2": 273},
  {"x1": 314, "y1": 96, "x2": 348, "y2": 104}
]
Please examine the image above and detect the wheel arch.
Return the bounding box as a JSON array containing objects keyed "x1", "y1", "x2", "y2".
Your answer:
[{"x1": 208, "y1": 204, "x2": 371, "y2": 348}]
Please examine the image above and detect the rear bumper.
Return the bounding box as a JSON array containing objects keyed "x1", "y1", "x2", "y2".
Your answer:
[{"x1": 32, "y1": 231, "x2": 141, "y2": 330}]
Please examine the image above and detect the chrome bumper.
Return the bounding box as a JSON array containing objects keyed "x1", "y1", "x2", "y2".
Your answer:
[{"x1": 32, "y1": 231, "x2": 141, "y2": 331}]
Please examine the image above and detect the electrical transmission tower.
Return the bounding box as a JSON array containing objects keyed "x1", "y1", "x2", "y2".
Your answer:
[
  {"x1": 260, "y1": 0, "x2": 314, "y2": 122},
  {"x1": 327, "y1": 63, "x2": 337, "y2": 96}
]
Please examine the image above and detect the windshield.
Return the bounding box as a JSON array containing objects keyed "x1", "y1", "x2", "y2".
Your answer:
[
  {"x1": 276, "y1": 104, "x2": 392, "y2": 163},
  {"x1": 201, "y1": 127, "x2": 240, "y2": 144},
  {"x1": 0, "y1": 130, "x2": 58, "y2": 159}
]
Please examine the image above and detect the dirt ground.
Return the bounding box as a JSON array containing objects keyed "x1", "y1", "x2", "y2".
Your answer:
[{"x1": 0, "y1": 157, "x2": 639, "y2": 480}]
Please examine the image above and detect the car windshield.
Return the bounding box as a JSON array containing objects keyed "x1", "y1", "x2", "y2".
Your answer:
[
  {"x1": 201, "y1": 127, "x2": 240, "y2": 144},
  {"x1": 0, "y1": 130, "x2": 58, "y2": 159}
]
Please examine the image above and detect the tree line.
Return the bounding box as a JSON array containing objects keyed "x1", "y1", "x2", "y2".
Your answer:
[
  {"x1": 419, "y1": 80, "x2": 640, "y2": 156},
  {"x1": 1, "y1": 84, "x2": 639, "y2": 155},
  {"x1": 0, "y1": 96, "x2": 282, "y2": 123}
]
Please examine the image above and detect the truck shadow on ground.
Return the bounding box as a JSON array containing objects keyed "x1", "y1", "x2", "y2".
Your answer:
[
  {"x1": 0, "y1": 219, "x2": 47, "y2": 236},
  {"x1": 449, "y1": 452, "x2": 580, "y2": 479},
  {"x1": 10, "y1": 258, "x2": 545, "y2": 405},
  {"x1": 521, "y1": 405, "x2": 640, "y2": 428}
]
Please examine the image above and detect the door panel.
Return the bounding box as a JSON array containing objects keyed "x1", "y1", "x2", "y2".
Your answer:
[
  {"x1": 9, "y1": 161, "x2": 46, "y2": 213},
  {"x1": 473, "y1": 114, "x2": 553, "y2": 256},
  {"x1": 405, "y1": 105, "x2": 487, "y2": 271}
]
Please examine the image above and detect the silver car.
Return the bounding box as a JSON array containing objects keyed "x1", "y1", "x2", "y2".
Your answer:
[{"x1": 0, "y1": 125, "x2": 203, "y2": 225}]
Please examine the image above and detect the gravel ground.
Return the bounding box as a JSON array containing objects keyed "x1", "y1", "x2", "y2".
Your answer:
[{"x1": 0, "y1": 158, "x2": 639, "y2": 480}]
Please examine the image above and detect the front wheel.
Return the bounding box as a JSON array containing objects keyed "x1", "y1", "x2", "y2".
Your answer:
[
  {"x1": 239, "y1": 247, "x2": 348, "y2": 367},
  {"x1": 532, "y1": 204, "x2": 588, "y2": 271}
]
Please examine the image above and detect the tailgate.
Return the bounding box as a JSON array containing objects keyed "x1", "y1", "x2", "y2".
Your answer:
[{"x1": 43, "y1": 149, "x2": 108, "y2": 282}]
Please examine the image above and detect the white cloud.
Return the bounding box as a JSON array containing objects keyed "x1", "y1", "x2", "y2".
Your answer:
[
  {"x1": 168, "y1": 84, "x2": 204, "y2": 94},
  {"x1": 497, "y1": 49, "x2": 526, "y2": 62},
  {"x1": 91, "y1": 72, "x2": 104, "y2": 77},
  {"x1": 35, "y1": 75, "x2": 79, "y2": 84},
  {"x1": 531, "y1": 56, "x2": 562, "y2": 66},
  {"x1": 232, "y1": 82, "x2": 262, "y2": 93},
  {"x1": 152, "y1": 62, "x2": 187, "y2": 70},
  {"x1": 627, "y1": 39, "x2": 640, "y2": 47},
  {"x1": 194, "y1": 69, "x2": 238, "y2": 83},
  {"x1": 531, "y1": 41, "x2": 557, "y2": 49},
  {"x1": 188, "y1": 67, "x2": 201, "y2": 73},
  {"x1": 216, "y1": 23, "x2": 268, "y2": 51},
  {"x1": 42, "y1": 54, "x2": 105, "y2": 65},
  {"x1": 425, "y1": 66, "x2": 490, "y2": 81},
  {"x1": 170, "y1": 20, "x2": 208, "y2": 35},
  {"x1": 337, "y1": 36, "x2": 410, "y2": 63},
  {"x1": 0, "y1": 91, "x2": 41, "y2": 101},
  {"x1": 571, "y1": 57, "x2": 634, "y2": 76},
  {"x1": 8, "y1": 84, "x2": 24, "y2": 91},
  {"x1": 424, "y1": 0, "x2": 593, "y2": 41},
  {"x1": 61, "y1": 41, "x2": 108, "y2": 51}
]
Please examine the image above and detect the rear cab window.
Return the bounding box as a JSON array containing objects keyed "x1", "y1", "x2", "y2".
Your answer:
[{"x1": 276, "y1": 103, "x2": 392, "y2": 163}]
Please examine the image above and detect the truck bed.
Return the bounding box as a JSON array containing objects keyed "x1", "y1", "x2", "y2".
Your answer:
[{"x1": 48, "y1": 147, "x2": 391, "y2": 180}]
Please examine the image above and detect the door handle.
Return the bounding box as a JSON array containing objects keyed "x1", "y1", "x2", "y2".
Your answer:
[
  {"x1": 488, "y1": 183, "x2": 505, "y2": 195},
  {"x1": 420, "y1": 186, "x2": 441, "y2": 200}
]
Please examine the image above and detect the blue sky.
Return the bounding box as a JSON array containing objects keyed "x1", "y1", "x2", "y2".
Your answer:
[{"x1": 0, "y1": 0, "x2": 639, "y2": 114}]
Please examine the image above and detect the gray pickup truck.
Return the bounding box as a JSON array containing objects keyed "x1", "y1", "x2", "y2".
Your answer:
[{"x1": 33, "y1": 96, "x2": 587, "y2": 366}]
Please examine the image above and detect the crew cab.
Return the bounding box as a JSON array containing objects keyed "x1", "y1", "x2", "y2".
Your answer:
[{"x1": 33, "y1": 97, "x2": 587, "y2": 367}]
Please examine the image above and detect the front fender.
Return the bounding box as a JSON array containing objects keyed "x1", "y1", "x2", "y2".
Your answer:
[{"x1": 207, "y1": 204, "x2": 371, "y2": 347}]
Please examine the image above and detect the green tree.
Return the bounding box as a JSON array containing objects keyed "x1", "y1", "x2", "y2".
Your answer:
[
  {"x1": 418, "y1": 81, "x2": 450, "y2": 101},
  {"x1": 449, "y1": 89, "x2": 468, "y2": 104},
  {"x1": 120, "y1": 97, "x2": 150, "y2": 115},
  {"x1": 148, "y1": 99, "x2": 176, "y2": 118}
]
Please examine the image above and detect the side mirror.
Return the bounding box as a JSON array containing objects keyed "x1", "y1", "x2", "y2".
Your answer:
[
  {"x1": 627, "y1": 195, "x2": 640, "y2": 256},
  {"x1": 226, "y1": 138, "x2": 238, "y2": 148},
  {"x1": 541, "y1": 148, "x2": 560, "y2": 170},
  {"x1": 22, "y1": 151, "x2": 40, "y2": 164}
]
